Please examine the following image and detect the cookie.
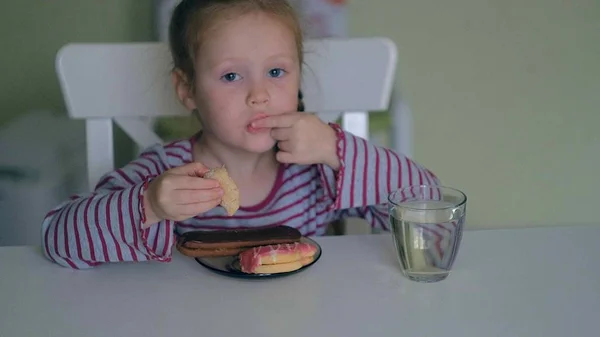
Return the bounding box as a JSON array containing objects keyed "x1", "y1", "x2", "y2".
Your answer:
[{"x1": 203, "y1": 166, "x2": 239, "y2": 216}]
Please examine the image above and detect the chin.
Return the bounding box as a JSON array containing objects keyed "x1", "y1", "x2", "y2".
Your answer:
[
  {"x1": 227, "y1": 132, "x2": 274, "y2": 154},
  {"x1": 244, "y1": 139, "x2": 277, "y2": 154}
]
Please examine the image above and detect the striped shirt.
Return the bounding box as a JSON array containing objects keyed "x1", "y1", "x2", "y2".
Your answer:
[{"x1": 41, "y1": 125, "x2": 440, "y2": 269}]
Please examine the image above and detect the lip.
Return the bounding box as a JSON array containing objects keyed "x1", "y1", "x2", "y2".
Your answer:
[
  {"x1": 246, "y1": 113, "x2": 269, "y2": 133},
  {"x1": 249, "y1": 113, "x2": 269, "y2": 123}
]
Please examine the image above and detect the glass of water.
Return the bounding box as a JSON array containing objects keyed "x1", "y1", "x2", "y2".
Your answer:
[{"x1": 388, "y1": 185, "x2": 467, "y2": 282}]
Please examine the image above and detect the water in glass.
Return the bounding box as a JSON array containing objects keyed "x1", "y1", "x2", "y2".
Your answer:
[{"x1": 388, "y1": 186, "x2": 467, "y2": 282}]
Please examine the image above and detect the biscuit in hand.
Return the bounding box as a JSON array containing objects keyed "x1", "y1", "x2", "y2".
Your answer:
[{"x1": 203, "y1": 166, "x2": 239, "y2": 216}]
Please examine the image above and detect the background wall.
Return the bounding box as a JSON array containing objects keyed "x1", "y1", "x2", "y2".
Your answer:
[
  {"x1": 0, "y1": 0, "x2": 155, "y2": 165},
  {"x1": 0, "y1": 0, "x2": 154, "y2": 125},
  {"x1": 349, "y1": 0, "x2": 600, "y2": 229}
]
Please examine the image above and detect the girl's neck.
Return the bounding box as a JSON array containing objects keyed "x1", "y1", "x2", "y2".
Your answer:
[{"x1": 193, "y1": 132, "x2": 279, "y2": 181}]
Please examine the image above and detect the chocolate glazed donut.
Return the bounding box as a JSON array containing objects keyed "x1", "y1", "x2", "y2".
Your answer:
[{"x1": 176, "y1": 226, "x2": 302, "y2": 258}]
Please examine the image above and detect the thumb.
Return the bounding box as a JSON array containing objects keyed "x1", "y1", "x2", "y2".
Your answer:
[
  {"x1": 275, "y1": 151, "x2": 295, "y2": 164},
  {"x1": 168, "y1": 162, "x2": 210, "y2": 177}
]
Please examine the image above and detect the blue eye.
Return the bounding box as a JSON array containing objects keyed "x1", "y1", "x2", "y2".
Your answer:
[
  {"x1": 268, "y1": 68, "x2": 286, "y2": 78},
  {"x1": 221, "y1": 72, "x2": 241, "y2": 82}
]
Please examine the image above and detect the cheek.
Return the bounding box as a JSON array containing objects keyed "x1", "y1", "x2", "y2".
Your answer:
[
  {"x1": 204, "y1": 89, "x2": 231, "y2": 111},
  {"x1": 272, "y1": 77, "x2": 300, "y2": 110},
  {"x1": 196, "y1": 86, "x2": 242, "y2": 123}
]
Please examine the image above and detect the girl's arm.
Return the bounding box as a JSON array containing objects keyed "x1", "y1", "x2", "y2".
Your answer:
[
  {"x1": 318, "y1": 124, "x2": 441, "y2": 229},
  {"x1": 41, "y1": 145, "x2": 175, "y2": 269}
]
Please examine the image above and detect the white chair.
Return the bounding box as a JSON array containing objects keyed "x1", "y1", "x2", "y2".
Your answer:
[{"x1": 55, "y1": 37, "x2": 399, "y2": 234}]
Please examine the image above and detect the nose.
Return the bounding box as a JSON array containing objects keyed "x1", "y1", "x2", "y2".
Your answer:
[{"x1": 246, "y1": 81, "x2": 269, "y2": 106}]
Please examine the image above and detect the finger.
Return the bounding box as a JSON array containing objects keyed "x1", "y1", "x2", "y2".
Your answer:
[
  {"x1": 170, "y1": 175, "x2": 221, "y2": 190},
  {"x1": 275, "y1": 151, "x2": 295, "y2": 164},
  {"x1": 178, "y1": 199, "x2": 222, "y2": 216},
  {"x1": 270, "y1": 127, "x2": 292, "y2": 141},
  {"x1": 168, "y1": 162, "x2": 210, "y2": 177},
  {"x1": 172, "y1": 188, "x2": 224, "y2": 205},
  {"x1": 251, "y1": 113, "x2": 300, "y2": 129},
  {"x1": 276, "y1": 140, "x2": 294, "y2": 152}
]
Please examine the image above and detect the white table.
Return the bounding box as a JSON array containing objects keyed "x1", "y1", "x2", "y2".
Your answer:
[{"x1": 1, "y1": 225, "x2": 599, "y2": 337}]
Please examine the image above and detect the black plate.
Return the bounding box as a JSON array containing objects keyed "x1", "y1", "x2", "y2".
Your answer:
[{"x1": 195, "y1": 237, "x2": 322, "y2": 279}]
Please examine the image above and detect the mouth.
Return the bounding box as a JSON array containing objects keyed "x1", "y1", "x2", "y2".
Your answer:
[{"x1": 246, "y1": 113, "x2": 269, "y2": 133}]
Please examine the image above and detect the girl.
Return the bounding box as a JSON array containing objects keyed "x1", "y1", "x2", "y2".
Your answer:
[{"x1": 41, "y1": 0, "x2": 440, "y2": 269}]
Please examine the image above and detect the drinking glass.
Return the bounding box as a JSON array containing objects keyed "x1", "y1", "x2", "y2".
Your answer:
[{"x1": 388, "y1": 185, "x2": 467, "y2": 282}]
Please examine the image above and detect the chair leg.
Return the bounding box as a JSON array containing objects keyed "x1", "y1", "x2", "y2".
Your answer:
[
  {"x1": 327, "y1": 219, "x2": 346, "y2": 235},
  {"x1": 85, "y1": 119, "x2": 114, "y2": 191},
  {"x1": 342, "y1": 217, "x2": 373, "y2": 235}
]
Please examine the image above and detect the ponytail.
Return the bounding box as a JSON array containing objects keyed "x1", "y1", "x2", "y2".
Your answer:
[{"x1": 297, "y1": 90, "x2": 305, "y2": 112}]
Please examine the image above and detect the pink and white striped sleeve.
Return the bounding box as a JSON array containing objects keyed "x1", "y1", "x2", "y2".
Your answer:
[
  {"x1": 318, "y1": 124, "x2": 441, "y2": 230},
  {"x1": 41, "y1": 146, "x2": 176, "y2": 269}
]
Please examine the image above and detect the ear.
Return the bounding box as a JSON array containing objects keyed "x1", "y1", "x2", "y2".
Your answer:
[{"x1": 171, "y1": 69, "x2": 197, "y2": 111}]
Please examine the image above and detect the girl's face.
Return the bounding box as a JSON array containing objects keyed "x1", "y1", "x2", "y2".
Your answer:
[{"x1": 176, "y1": 11, "x2": 301, "y2": 154}]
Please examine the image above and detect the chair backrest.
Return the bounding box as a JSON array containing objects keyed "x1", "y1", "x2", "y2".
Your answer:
[{"x1": 56, "y1": 37, "x2": 397, "y2": 190}]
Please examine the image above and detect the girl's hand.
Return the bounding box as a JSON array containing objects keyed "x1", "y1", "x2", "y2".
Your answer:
[
  {"x1": 142, "y1": 162, "x2": 223, "y2": 227},
  {"x1": 250, "y1": 112, "x2": 340, "y2": 170}
]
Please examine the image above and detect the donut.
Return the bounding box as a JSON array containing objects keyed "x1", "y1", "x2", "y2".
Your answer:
[
  {"x1": 176, "y1": 226, "x2": 302, "y2": 258},
  {"x1": 239, "y1": 242, "x2": 318, "y2": 274}
]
